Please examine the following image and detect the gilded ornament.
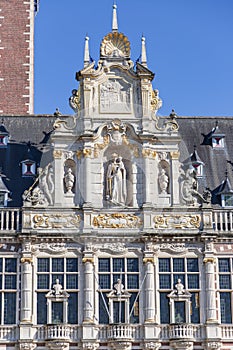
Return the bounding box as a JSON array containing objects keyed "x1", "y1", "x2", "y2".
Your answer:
[
  {"x1": 101, "y1": 32, "x2": 130, "y2": 57},
  {"x1": 21, "y1": 257, "x2": 33, "y2": 264},
  {"x1": 170, "y1": 151, "x2": 180, "y2": 160},
  {"x1": 94, "y1": 135, "x2": 110, "y2": 157},
  {"x1": 143, "y1": 257, "x2": 155, "y2": 264},
  {"x1": 76, "y1": 150, "x2": 82, "y2": 159},
  {"x1": 154, "y1": 214, "x2": 201, "y2": 229},
  {"x1": 203, "y1": 257, "x2": 215, "y2": 264},
  {"x1": 151, "y1": 88, "x2": 162, "y2": 112},
  {"x1": 142, "y1": 149, "x2": 157, "y2": 159},
  {"x1": 53, "y1": 150, "x2": 63, "y2": 159},
  {"x1": 82, "y1": 257, "x2": 94, "y2": 264},
  {"x1": 93, "y1": 213, "x2": 142, "y2": 229},
  {"x1": 33, "y1": 214, "x2": 80, "y2": 229},
  {"x1": 83, "y1": 149, "x2": 92, "y2": 158}
]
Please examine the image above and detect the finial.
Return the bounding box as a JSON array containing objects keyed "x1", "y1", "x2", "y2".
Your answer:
[
  {"x1": 112, "y1": 3, "x2": 118, "y2": 32},
  {"x1": 84, "y1": 35, "x2": 90, "y2": 68},
  {"x1": 141, "y1": 34, "x2": 147, "y2": 67}
]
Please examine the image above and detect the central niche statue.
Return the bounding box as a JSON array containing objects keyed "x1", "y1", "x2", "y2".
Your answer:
[{"x1": 106, "y1": 156, "x2": 127, "y2": 206}]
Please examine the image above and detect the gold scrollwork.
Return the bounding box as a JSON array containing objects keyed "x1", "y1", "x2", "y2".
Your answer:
[
  {"x1": 203, "y1": 257, "x2": 216, "y2": 264},
  {"x1": 154, "y1": 214, "x2": 201, "y2": 229},
  {"x1": 170, "y1": 151, "x2": 180, "y2": 160},
  {"x1": 82, "y1": 257, "x2": 94, "y2": 264},
  {"x1": 93, "y1": 213, "x2": 142, "y2": 229},
  {"x1": 142, "y1": 149, "x2": 157, "y2": 159},
  {"x1": 143, "y1": 257, "x2": 155, "y2": 264},
  {"x1": 33, "y1": 214, "x2": 81, "y2": 229},
  {"x1": 21, "y1": 257, "x2": 33, "y2": 264},
  {"x1": 94, "y1": 135, "x2": 110, "y2": 158},
  {"x1": 53, "y1": 150, "x2": 63, "y2": 159}
]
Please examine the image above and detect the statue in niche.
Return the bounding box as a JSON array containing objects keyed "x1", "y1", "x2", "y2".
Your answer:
[
  {"x1": 159, "y1": 168, "x2": 169, "y2": 194},
  {"x1": 64, "y1": 168, "x2": 75, "y2": 193},
  {"x1": 106, "y1": 156, "x2": 127, "y2": 206},
  {"x1": 181, "y1": 168, "x2": 198, "y2": 205}
]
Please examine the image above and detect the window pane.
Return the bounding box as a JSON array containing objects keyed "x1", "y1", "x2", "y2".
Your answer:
[
  {"x1": 68, "y1": 292, "x2": 78, "y2": 324},
  {"x1": 4, "y1": 293, "x2": 16, "y2": 324},
  {"x1": 37, "y1": 275, "x2": 49, "y2": 289},
  {"x1": 219, "y1": 259, "x2": 230, "y2": 272},
  {"x1": 66, "y1": 258, "x2": 78, "y2": 272},
  {"x1": 5, "y1": 258, "x2": 17, "y2": 272},
  {"x1": 38, "y1": 258, "x2": 49, "y2": 272},
  {"x1": 52, "y1": 302, "x2": 63, "y2": 323},
  {"x1": 188, "y1": 274, "x2": 199, "y2": 289},
  {"x1": 129, "y1": 292, "x2": 139, "y2": 324},
  {"x1": 99, "y1": 275, "x2": 110, "y2": 289},
  {"x1": 4, "y1": 275, "x2": 16, "y2": 289},
  {"x1": 98, "y1": 258, "x2": 110, "y2": 272},
  {"x1": 220, "y1": 292, "x2": 232, "y2": 323},
  {"x1": 52, "y1": 258, "x2": 64, "y2": 272},
  {"x1": 113, "y1": 300, "x2": 125, "y2": 323},
  {"x1": 99, "y1": 293, "x2": 109, "y2": 324},
  {"x1": 127, "y1": 258, "x2": 139, "y2": 272},
  {"x1": 159, "y1": 258, "x2": 170, "y2": 272},
  {"x1": 159, "y1": 274, "x2": 171, "y2": 289},
  {"x1": 37, "y1": 293, "x2": 47, "y2": 324},
  {"x1": 127, "y1": 274, "x2": 139, "y2": 289},
  {"x1": 219, "y1": 275, "x2": 231, "y2": 289},
  {"x1": 0, "y1": 258, "x2": 2, "y2": 272},
  {"x1": 0, "y1": 275, "x2": 2, "y2": 289},
  {"x1": 173, "y1": 258, "x2": 184, "y2": 272},
  {"x1": 187, "y1": 258, "x2": 199, "y2": 272},
  {"x1": 113, "y1": 258, "x2": 124, "y2": 272},
  {"x1": 160, "y1": 293, "x2": 170, "y2": 324},
  {"x1": 191, "y1": 293, "x2": 200, "y2": 323},
  {"x1": 175, "y1": 301, "x2": 185, "y2": 323},
  {"x1": 67, "y1": 275, "x2": 78, "y2": 289}
]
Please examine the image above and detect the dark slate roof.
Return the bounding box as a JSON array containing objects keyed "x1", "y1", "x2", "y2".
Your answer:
[
  {"x1": 0, "y1": 115, "x2": 57, "y2": 207},
  {"x1": 177, "y1": 116, "x2": 233, "y2": 206}
]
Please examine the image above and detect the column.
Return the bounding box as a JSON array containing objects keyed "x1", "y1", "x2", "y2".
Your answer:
[
  {"x1": 53, "y1": 150, "x2": 64, "y2": 206},
  {"x1": 143, "y1": 257, "x2": 156, "y2": 322},
  {"x1": 83, "y1": 255, "x2": 95, "y2": 323},
  {"x1": 170, "y1": 151, "x2": 180, "y2": 206},
  {"x1": 20, "y1": 256, "x2": 33, "y2": 323},
  {"x1": 203, "y1": 257, "x2": 217, "y2": 322},
  {"x1": 83, "y1": 149, "x2": 92, "y2": 206}
]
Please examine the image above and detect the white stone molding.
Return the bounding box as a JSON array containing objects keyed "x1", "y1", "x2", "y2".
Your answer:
[
  {"x1": 18, "y1": 342, "x2": 37, "y2": 350},
  {"x1": 47, "y1": 342, "x2": 69, "y2": 350},
  {"x1": 143, "y1": 342, "x2": 161, "y2": 350}
]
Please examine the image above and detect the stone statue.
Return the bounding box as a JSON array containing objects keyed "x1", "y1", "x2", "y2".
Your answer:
[
  {"x1": 64, "y1": 168, "x2": 75, "y2": 193},
  {"x1": 175, "y1": 279, "x2": 184, "y2": 295},
  {"x1": 159, "y1": 169, "x2": 169, "y2": 194},
  {"x1": 53, "y1": 278, "x2": 63, "y2": 296},
  {"x1": 106, "y1": 157, "x2": 127, "y2": 206},
  {"x1": 181, "y1": 168, "x2": 198, "y2": 205},
  {"x1": 114, "y1": 279, "x2": 124, "y2": 295}
]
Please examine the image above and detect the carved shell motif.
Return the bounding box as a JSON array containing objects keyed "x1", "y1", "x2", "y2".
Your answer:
[{"x1": 101, "y1": 32, "x2": 130, "y2": 58}]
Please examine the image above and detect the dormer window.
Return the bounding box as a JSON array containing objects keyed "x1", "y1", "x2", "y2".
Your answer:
[
  {"x1": 21, "y1": 160, "x2": 36, "y2": 177},
  {"x1": 221, "y1": 194, "x2": 233, "y2": 208},
  {"x1": 212, "y1": 135, "x2": 225, "y2": 148},
  {"x1": 192, "y1": 162, "x2": 204, "y2": 177},
  {"x1": 0, "y1": 175, "x2": 10, "y2": 207},
  {"x1": 0, "y1": 123, "x2": 9, "y2": 148}
]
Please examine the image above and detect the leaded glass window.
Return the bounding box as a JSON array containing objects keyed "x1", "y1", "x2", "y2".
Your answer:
[
  {"x1": 158, "y1": 257, "x2": 200, "y2": 324},
  {"x1": 36, "y1": 257, "x2": 79, "y2": 324},
  {"x1": 218, "y1": 258, "x2": 233, "y2": 323}
]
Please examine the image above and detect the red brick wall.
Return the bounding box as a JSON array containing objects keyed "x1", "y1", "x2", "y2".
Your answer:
[{"x1": 0, "y1": 0, "x2": 34, "y2": 115}]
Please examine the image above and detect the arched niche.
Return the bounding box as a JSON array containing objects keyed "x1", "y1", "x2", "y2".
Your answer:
[
  {"x1": 158, "y1": 159, "x2": 170, "y2": 195},
  {"x1": 63, "y1": 158, "x2": 76, "y2": 194},
  {"x1": 103, "y1": 144, "x2": 133, "y2": 207}
]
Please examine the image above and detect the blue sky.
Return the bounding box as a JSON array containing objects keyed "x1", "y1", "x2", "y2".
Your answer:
[{"x1": 34, "y1": 0, "x2": 233, "y2": 117}]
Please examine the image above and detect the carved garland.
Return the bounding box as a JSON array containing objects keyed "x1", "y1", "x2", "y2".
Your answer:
[
  {"x1": 154, "y1": 214, "x2": 201, "y2": 229},
  {"x1": 33, "y1": 214, "x2": 80, "y2": 229},
  {"x1": 93, "y1": 213, "x2": 142, "y2": 229}
]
